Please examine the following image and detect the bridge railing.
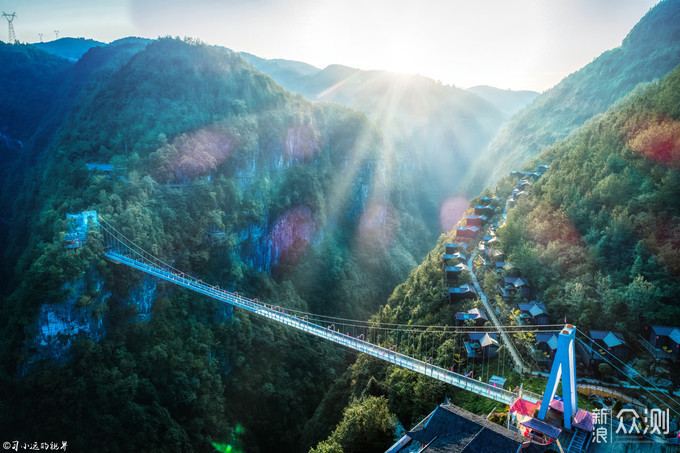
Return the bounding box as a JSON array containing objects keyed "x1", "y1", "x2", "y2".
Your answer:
[{"x1": 99, "y1": 221, "x2": 531, "y2": 405}]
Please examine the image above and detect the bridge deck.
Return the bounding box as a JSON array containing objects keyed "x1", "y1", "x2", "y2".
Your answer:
[{"x1": 105, "y1": 249, "x2": 538, "y2": 405}]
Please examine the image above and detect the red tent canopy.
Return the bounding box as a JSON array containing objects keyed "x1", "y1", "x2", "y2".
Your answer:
[{"x1": 509, "y1": 398, "x2": 539, "y2": 417}]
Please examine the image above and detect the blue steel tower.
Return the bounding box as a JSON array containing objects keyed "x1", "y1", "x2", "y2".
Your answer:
[{"x1": 538, "y1": 324, "x2": 578, "y2": 429}]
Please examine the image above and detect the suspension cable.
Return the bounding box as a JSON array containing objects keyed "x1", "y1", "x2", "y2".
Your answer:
[{"x1": 574, "y1": 336, "x2": 680, "y2": 416}]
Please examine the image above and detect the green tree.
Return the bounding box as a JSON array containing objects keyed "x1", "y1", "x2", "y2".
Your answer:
[{"x1": 310, "y1": 396, "x2": 397, "y2": 453}]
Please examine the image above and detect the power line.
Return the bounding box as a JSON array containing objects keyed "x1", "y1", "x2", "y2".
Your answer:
[
  {"x1": 574, "y1": 334, "x2": 680, "y2": 417},
  {"x1": 99, "y1": 215, "x2": 561, "y2": 338},
  {"x1": 576, "y1": 328, "x2": 680, "y2": 405}
]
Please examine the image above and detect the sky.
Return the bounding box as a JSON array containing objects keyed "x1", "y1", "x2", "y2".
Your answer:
[{"x1": 2, "y1": 0, "x2": 661, "y2": 92}]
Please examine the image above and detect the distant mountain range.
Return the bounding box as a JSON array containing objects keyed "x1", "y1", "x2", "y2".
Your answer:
[
  {"x1": 466, "y1": 85, "x2": 539, "y2": 116},
  {"x1": 241, "y1": 56, "x2": 540, "y2": 231},
  {"x1": 31, "y1": 37, "x2": 105, "y2": 61}
]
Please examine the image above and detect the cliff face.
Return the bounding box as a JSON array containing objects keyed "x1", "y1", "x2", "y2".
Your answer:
[
  {"x1": 24, "y1": 275, "x2": 108, "y2": 366},
  {"x1": 4, "y1": 38, "x2": 418, "y2": 375}
]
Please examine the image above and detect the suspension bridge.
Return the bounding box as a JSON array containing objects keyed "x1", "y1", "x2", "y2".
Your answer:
[
  {"x1": 97, "y1": 216, "x2": 547, "y2": 405},
  {"x1": 95, "y1": 213, "x2": 680, "y2": 430}
]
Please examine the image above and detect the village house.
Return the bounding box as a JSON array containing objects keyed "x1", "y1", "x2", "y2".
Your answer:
[
  {"x1": 445, "y1": 263, "x2": 469, "y2": 281},
  {"x1": 517, "y1": 302, "x2": 550, "y2": 325},
  {"x1": 648, "y1": 326, "x2": 680, "y2": 362},
  {"x1": 456, "y1": 226, "x2": 480, "y2": 239},
  {"x1": 474, "y1": 205, "x2": 495, "y2": 216},
  {"x1": 585, "y1": 330, "x2": 629, "y2": 369},
  {"x1": 449, "y1": 284, "x2": 477, "y2": 302},
  {"x1": 499, "y1": 276, "x2": 533, "y2": 301},
  {"x1": 455, "y1": 308, "x2": 488, "y2": 326},
  {"x1": 533, "y1": 332, "x2": 558, "y2": 363},
  {"x1": 466, "y1": 215, "x2": 488, "y2": 227},
  {"x1": 442, "y1": 251, "x2": 467, "y2": 263},
  {"x1": 388, "y1": 400, "x2": 546, "y2": 453},
  {"x1": 480, "y1": 195, "x2": 501, "y2": 206},
  {"x1": 64, "y1": 211, "x2": 98, "y2": 249},
  {"x1": 86, "y1": 163, "x2": 115, "y2": 178},
  {"x1": 517, "y1": 179, "x2": 531, "y2": 189},
  {"x1": 445, "y1": 242, "x2": 469, "y2": 254},
  {"x1": 510, "y1": 170, "x2": 541, "y2": 179},
  {"x1": 466, "y1": 332, "x2": 499, "y2": 358}
]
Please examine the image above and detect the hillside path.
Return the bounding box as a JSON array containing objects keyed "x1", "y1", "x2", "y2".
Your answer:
[{"x1": 467, "y1": 241, "x2": 531, "y2": 375}]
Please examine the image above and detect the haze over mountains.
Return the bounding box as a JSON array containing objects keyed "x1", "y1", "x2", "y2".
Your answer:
[
  {"x1": 32, "y1": 38, "x2": 538, "y2": 234},
  {"x1": 1, "y1": 0, "x2": 679, "y2": 451}
]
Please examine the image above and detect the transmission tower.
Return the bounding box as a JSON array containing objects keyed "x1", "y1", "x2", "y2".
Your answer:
[
  {"x1": 38, "y1": 32, "x2": 43, "y2": 43},
  {"x1": 54, "y1": 29, "x2": 59, "y2": 40},
  {"x1": 2, "y1": 11, "x2": 16, "y2": 43}
]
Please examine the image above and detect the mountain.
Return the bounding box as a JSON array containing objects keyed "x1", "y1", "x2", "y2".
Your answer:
[
  {"x1": 0, "y1": 42, "x2": 73, "y2": 293},
  {"x1": 466, "y1": 85, "x2": 539, "y2": 116},
  {"x1": 0, "y1": 42, "x2": 71, "y2": 144},
  {"x1": 0, "y1": 37, "x2": 446, "y2": 452},
  {"x1": 465, "y1": 0, "x2": 680, "y2": 194},
  {"x1": 32, "y1": 37, "x2": 105, "y2": 61},
  {"x1": 241, "y1": 52, "x2": 321, "y2": 82},
  {"x1": 247, "y1": 60, "x2": 508, "y2": 232},
  {"x1": 307, "y1": 55, "x2": 680, "y2": 453},
  {"x1": 499, "y1": 63, "x2": 680, "y2": 332},
  {"x1": 0, "y1": 38, "x2": 152, "y2": 295}
]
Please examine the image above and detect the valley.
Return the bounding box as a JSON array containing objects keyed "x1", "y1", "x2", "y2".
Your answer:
[{"x1": 1, "y1": 2, "x2": 680, "y2": 452}]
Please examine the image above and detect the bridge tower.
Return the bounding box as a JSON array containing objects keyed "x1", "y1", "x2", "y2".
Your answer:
[
  {"x1": 538, "y1": 324, "x2": 578, "y2": 429},
  {"x1": 2, "y1": 12, "x2": 16, "y2": 43}
]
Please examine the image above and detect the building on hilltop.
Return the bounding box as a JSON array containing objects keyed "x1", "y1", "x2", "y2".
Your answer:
[
  {"x1": 86, "y1": 163, "x2": 115, "y2": 177},
  {"x1": 533, "y1": 333, "x2": 558, "y2": 363},
  {"x1": 64, "y1": 211, "x2": 98, "y2": 249},
  {"x1": 445, "y1": 242, "x2": 469, "y2": 254},
  {"x1": 466, "y1": 215, "x2": 488, "y2": 227},
  {"x1": 480, "y1": 195, "x2": 501, "y2": 206},
  {"x1": 500, "y1": 276, "x2": 533, "y2": 301},
  {"x1": 442, "y1": 251, "x2": 467, "y2": 263},
  {"x1": 474, "y1": 205, "x2": 495, "y2": 216}
]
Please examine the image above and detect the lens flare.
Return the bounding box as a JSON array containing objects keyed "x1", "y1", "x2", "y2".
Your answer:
[
  {"x1": 357, "y1": 201, "x2": 397, "y2": 250},
  {"x1": 628, "y1": 116, "x2": 680, "y2": 166},
  {"x1": 439, "y1": 195, "x2": 469, "y2": 232},
  {"x1": 284, "y1": 122, "x2": 320, "y2": 163},
  {"x1": 270, "y1": 205, "x2": 316, "y2": 265},
  {"x1": 212, "y1": 443, "x2": 233, "y2": 453}
]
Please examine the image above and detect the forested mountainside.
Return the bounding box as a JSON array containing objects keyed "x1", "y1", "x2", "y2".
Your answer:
[
  {"x1": 0, "y1": 38, "x2": 151, "y2": 295},
  {"x1": 500, "y1": 63, "x2": 680, "y2": 330},
  {"x1": 0, "y1": 42, "x2": 70, "y2": 146},
  {"x1": 307, "y1": 54, "x2": 680, "y2": 453},
  {"x1": 465, "y1": 0, "x2": 680, "y2": 195},
  {"x1": 32, "y1": 37, "x2": 106, "y2": 61},
  {"x1": 0, "y1": 37, "x2": 441, "y2": 452},
  {"x1": 242, "y1": 57, "x2": 508, "y2": 229}
]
